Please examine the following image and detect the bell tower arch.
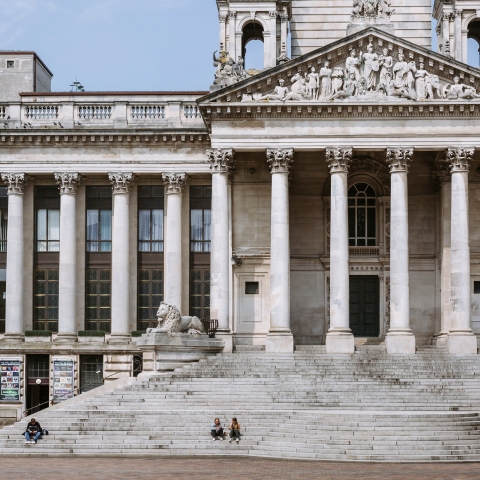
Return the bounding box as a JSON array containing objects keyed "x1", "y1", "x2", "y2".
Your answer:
[{"x1": 216, "y1": 1, "x2": 291, "y2": 69}]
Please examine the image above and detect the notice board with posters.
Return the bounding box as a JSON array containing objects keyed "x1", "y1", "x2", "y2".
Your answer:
[
  {"x1": 0, "y1": 360, "x2": 21, "y2": 401},
  {"x1": 53, "y1": 360, "x2": 74, "y2": 402}
]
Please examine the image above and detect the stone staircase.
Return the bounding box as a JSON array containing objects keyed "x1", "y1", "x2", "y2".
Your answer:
[{"x1": 3, "y1": 351, "x2": 480, "y2": 461}]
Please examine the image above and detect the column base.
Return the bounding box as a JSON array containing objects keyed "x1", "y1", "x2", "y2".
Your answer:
[
  {"x1": 435, "y1": 331, "x2": 449, "y2": 348},
  {"x1": 108, "y1": 334, "x2": 131, "y2": 345},
  {"x1": 266, "y1": 330, "x2": 294, "y2": 353},
  {"x1": 55, "y1": 333, "x2": 78, "y2": 343},
  {"x1": 385, "y1": 330, "x2": 416, "y2": 354},
  {"x1": 325, "y1": 329, "x2": 354, "y2": 354},
  {"x1": 447, "y1": 331, "x2": 478, "y2": 355},
  {"x1": 215, "y1": 330, "x2": 233, "y2": 353},
  {"x1": 2, "y1": 333, "x2": 24, "y2": 343}
]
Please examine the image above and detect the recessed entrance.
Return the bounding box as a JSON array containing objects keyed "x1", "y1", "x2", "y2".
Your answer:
[{"x1": 349, "y1": 276, "x2": 380, "y2": 337}]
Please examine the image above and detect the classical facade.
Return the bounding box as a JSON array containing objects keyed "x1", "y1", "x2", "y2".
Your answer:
[{"x1": 0, "y1": 0, "x2": 480, "y2": 420}]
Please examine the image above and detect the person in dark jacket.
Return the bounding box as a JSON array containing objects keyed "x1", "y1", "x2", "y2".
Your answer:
[
  {"x1": 24, "y1": 418, "x2": 42, "y2": 444},
  {"x1": 210, "y1": 417, "x2": 224, "y2": 441}
]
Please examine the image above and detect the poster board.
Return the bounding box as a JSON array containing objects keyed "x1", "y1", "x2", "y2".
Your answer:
[
  {"x1": 0, "y1": 360, "x2": 21, "y2": 401},
  {"x1": 53, "y1": 360, "x2": 74, "y2": 402}
]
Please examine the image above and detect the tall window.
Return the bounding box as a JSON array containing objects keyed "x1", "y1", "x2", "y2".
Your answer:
[
  {"x1": 190, "y1": 186, "x2": 211, "y2": 252},
  {"x1": 85, "y1": 268, "x2": 111, "y2": 332},
  {"x1": 33, "y1": 268, "x2": 59, "y2": 332},
  {"x1": 35, "y1": 187, "x2": 60, "y2": 252},
  {"x1": 138, "y1": 186, "x2": 164, "y2": 252},
  {"x1": 0, "y1": 187, "x2": 7, "y2": 252},
  {"x1": 348, "y1": 183, "x2": 376, "y2": 247},
  {"x1": 86, "y1": 186, "x2": 112, "y2": 252}
]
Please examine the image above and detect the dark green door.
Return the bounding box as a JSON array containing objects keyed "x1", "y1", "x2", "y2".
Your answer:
[{"x1": 349, "y1": 276, "x2": 379, "y2": 336}]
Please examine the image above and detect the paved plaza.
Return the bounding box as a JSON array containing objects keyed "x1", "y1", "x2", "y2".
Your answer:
[{"x1": 0, "y1": 458, "x2": 479, "y2": 479}]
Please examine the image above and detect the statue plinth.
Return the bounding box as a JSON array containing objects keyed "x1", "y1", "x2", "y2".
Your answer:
[
  {"x1": 136, "y1": 333, "x2": 225, "y2": 374},
  {"x1": 347, "y1": 17, "x2": 394, "y2": 36}
]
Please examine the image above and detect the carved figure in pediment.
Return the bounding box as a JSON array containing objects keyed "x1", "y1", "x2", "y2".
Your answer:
[
  {"x1": 284, "y1": 73, "x2": 307, "y2": 101},
  {"x1": 355, "y1": 76, "x2": 367, "y2": 96},
  {"x1": 389, "y1": 53, "x2": 416, "y2": 100},
  {"x1": 352, "y1": 0, "x2": 393, "y2": 18},
  {"x1": 361, "y1": 43, "x2": 380, "y2": 91},
  {"x1": 306, "y1": 67, "x2": 320, "y2": 100},
  {"x1": 415, "y1": 62, "x2": 436, "y2": 100},
  {"x1": 346, "y1": 49, "x2": 361, "y2": 81},
  {"x1": 443, "y1": 76, "x2": 480, "y2": 100},
  {"x1": 331, "y1": 67, "x2": 345, "y2": 96},
  {"x1": 332, "y1": 72, "x2": 356, "y2": 99},
  {"x1": 319, "y1": 62, "x2": 332, "y2": 100},
  {"x1": 377, "y1": 48, "x2": 393, "y2": 94},
  {"x1": 211, "y1": 50, "x2": 249, "y2": 90},
  {"x1": 258, "y1": 79, "x2": 289, "y2": 101}
]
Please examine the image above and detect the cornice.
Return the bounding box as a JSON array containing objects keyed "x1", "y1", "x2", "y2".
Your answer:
[{"x1": 0, "y1": 131, "x2": 210, "y2": 148}]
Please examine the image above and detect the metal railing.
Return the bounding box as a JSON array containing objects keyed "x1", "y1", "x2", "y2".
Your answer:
[{"x1": 201, "y1": 319, "x2": 218, "y2": 338}]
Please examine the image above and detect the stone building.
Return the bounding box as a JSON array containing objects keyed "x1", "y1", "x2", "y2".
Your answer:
[{"x1": 0, "y1": 0, "x2": 480, "y2": 421}]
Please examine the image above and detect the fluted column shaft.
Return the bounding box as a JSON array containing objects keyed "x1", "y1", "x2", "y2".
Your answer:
[
  {"x1": 447, "y1": 148, "x2": 477, "y2": 354},
  {"x1": 266, "y1": 149, "x2": 294, "y2": 353},
  {"x1": 163, "y1": 173, "x2": 186, "y2": 313},
  {"x1": 207, "y1": 150, "x2": 234, "y2": 352},
  {"x1": 325, "y1": 148, "x2": 354, "y2": 354},
  {"x1": 2, "y1": 174, "x2": 27, "y2": 338},
  {"x1": 109, "y1": 173, "x2": 134, "y2": 339},
  {"x1": 385, "y1": 148, "x2": 415, "y2": 354},
  {"x1": 55, "y1": 173, "x2": 80, "y2": 339}
]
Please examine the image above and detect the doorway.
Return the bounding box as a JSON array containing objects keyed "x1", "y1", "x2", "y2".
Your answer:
[
  {"x1": 26, "y1": 354, "x2": 50, "y2": 415},
  {"x1": 349, "y1": 276, "x2": 380, "y2": 337}
]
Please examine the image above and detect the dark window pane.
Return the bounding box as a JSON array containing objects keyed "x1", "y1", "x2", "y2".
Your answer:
[
  {"x1": 190, "y1": 187, "x2": 203, "y2": 197},
  {"x1": 357, "y1": 239, "x2": 366, "y2": 246},
  {"x1": 204, "y1": 187, "x2": 212, "y2": 197},
  {"x1": 357, "y1": 198, "x2": 366, "y2": 206},
  {"x1": 138, "y1": 186, "x2": 151, "y2": 197},
  {"x1": 100, "y1": 187, "x2": 112, "y2": 197},
  {"x1": 87, "y1": 187, "x2": 99, "y2": 197},
  {"x1": 367, "y1": 209, "x2": 376, "y2": 238},
  {"x1": 357, "y1": 209, "x2": 366, "y2": 238},
  {"x1": 151, "y1": 186, "x2": 163, "y2": 197},
  {"x1": 348, "y1": 208, "x2": 355, "y2": 239},
  {"x1": 367, "y1": 198, "x2": 376, "y2": 206}
]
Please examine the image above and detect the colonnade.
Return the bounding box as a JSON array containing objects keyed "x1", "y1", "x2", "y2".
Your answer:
[{"x1": 0, "y1": 146, "x2": 477, "y2": 354}]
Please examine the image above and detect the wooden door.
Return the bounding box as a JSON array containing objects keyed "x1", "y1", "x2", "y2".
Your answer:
[{"x1": 349, "y1": 276, "x2": 379, "y2": 336}]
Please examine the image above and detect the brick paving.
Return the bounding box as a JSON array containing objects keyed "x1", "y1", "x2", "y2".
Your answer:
[{"x1": 0, "y1": 457, "x2": 479, "y2": 479}]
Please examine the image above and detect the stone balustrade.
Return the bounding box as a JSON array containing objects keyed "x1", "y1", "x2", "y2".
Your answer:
[{"x1": 0, "y1": 93, "x2": 206, "y2": 129}]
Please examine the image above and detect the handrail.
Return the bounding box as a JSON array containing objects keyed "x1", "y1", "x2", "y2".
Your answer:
[{"x1": 23, "y1": 368, "x2": 139, "y2": 417}]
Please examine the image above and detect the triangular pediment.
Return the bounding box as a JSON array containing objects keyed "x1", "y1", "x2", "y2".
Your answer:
[{"x1": 198, "y1": 27, "x2": 480, "y2": 130}]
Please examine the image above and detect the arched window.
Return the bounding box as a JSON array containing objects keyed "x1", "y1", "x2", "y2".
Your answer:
[
  {"x1": 242, "y1": 22, "x2": 264, "y2": 70},
  {"x1": 348, "y1": 183, "x2": 376, "y2": 247},
  {"x1": 468, "y1": 20, "x2": 480, "y2": 67}
]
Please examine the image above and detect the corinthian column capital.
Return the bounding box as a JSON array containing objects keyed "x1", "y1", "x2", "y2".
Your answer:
[
  {"x1": 108, "y1": 172, "x2": 134, "y2": 194},
  {"x1": 207, "y1": 148, "x2": 235, "y2": 173},
  {"x1": 55, "y1": 172, "x2": 81, "y2": 195},
  {"x1": 326, "y1": 147, "x2": 352, "y2": 174},
  {"x1": 446, "y1": 147, "x2": 475, "y2": 173},
  {"x1": 1, "y1": 173, "x2": 28, "y2": 194},
  {"x1": 386, "y1": 147, "x2": 413, "y2": 173},
  {"x1": 162, "y1": 172, "x2": 187, "y2": 194},
  {"x1": 266, "y1": 148, "x2": 294, "y2": 174}
]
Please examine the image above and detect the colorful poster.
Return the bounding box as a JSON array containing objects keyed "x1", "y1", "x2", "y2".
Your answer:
[
  {"x1": 53, "y1": 360, "x2": 74, "y2": 402},
  {"x1": 0, "y1": 360, "x2": 21, "y2": 401}
]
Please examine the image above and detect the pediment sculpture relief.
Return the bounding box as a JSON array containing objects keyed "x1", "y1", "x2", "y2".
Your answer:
[{"x1": 243, "y1": 44, "x2": 478, "y2": 104}]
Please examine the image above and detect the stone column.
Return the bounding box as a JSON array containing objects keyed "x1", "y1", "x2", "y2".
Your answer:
[
  {"x1": 280, "y1": 14, "x2": 288, "y2": 55},
  {"x1": 109, "y1": 172, "x2": 134, "y2": 342},
  {"x1": 446, "y1": 147, "x2": 477, "y2": 354},
  {"x1": 454, "y1": 10, "x2": 463, "y2": 61},
  {"x1": 207, "y1": 149, "x2": 235, "y2": 353},
  {"x1": 54, "y1": 173, "x2": 80, "y2": 341},
  {"x1": 433, "y1": 160, "x2": 452, "y2": 347},
  {"x1": 1, "y1": 174, "x2": 27, "y2": 340},
  {"x1": 385, "y1": 147, "x2": 415, "y2": 354},
  {"x1": 267, "y1": 11, "x2": 278, "y2": 68},
  {"x1": 228, "y1": 11, "x2": 237, "y2": 63},
  {"x1": 325, "y1": 148, "x2": 354, "y2": 354},
  {"x1": 163, "y1": 173, "x2": 187, "y2": 313},
  {"x1": 266, "y1": 149, "x2": 294, "y2": 353},
  {"x1": 218, "y1": 14, "x2": 227, "y2": 52},
  {"x1": 442, "y1": 13, "x2": 450, "y2": 55}
]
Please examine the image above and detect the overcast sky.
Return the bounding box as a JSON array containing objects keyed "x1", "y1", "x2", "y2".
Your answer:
[{"x1": 0, "y1": 1, "x2": 476, "y2": 93}]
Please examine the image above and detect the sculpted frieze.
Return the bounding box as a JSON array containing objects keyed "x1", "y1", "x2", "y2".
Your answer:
[{"x1": 243, "y1": 44, "x2": 474, "y2": 105}]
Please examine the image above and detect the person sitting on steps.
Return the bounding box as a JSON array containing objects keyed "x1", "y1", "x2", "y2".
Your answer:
[
  {"x1": 24, "y1": 418, "x2": 42, "y2": 445},
  {"x1": 211, "y1": 417, "x2": 224, "y2": 441},
  {"x1": 228, "y1": 417, "x2": 241, "y2": 443}
]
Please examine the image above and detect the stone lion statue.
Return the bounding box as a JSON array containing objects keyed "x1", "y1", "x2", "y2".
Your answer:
[{"x1": 146, "y1": 302, "x2": 206, "y2": 336}]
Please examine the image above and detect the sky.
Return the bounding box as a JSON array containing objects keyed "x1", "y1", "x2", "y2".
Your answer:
[{"x1": 0, "y1": 1, "x2": 477, "y2": 93}]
